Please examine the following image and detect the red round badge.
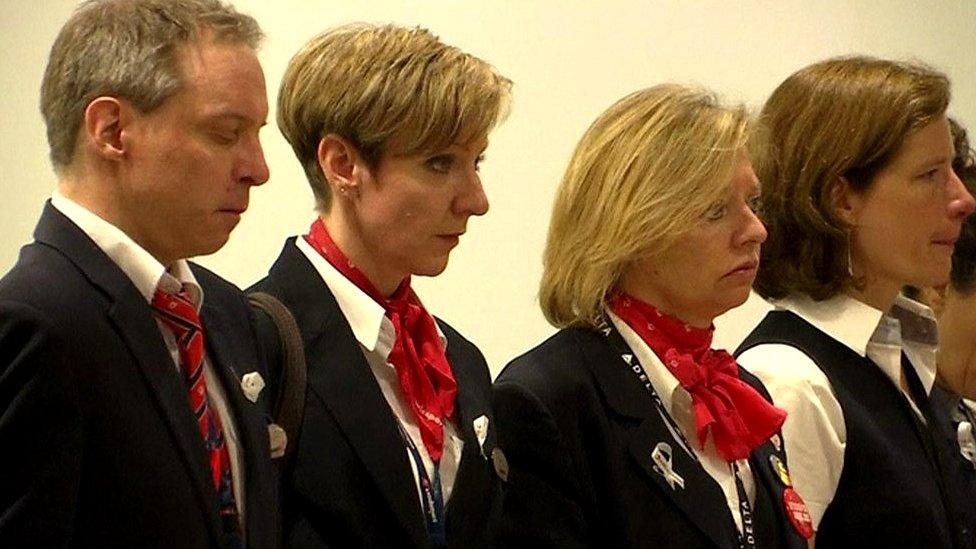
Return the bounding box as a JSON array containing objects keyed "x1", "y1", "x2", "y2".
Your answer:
[{"x1": 783, "y1": 487, "x2": 814, "y2": 539}]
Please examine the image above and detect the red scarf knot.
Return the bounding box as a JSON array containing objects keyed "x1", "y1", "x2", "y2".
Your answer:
[
  {"x1": 305, "y1": 219, "x2": 457, "y2": 462},
  {"x1": 609, "y1": 291, "x2": 786, "y2": 461}
]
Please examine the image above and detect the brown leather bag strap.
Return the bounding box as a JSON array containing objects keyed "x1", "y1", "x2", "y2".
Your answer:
[{"x1": 248, "y1": 291, "x2": 307, "y2": 468}]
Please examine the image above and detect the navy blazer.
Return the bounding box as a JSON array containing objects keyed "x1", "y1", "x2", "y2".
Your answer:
[
  {"x1": 0, "y1": 203, "x2": 277, "y2": 548},
  {"x1": 250, "y1": 238, "x2": 501, "y2": 548},
  {"x1": 493, "y1": 326, "x2": 808, "y2": 548}
]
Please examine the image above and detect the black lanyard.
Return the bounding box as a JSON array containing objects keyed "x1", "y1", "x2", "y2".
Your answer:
[
  {"x1": 597, "y1": 318, "x2": 756, "y2": 549},
  {"x1": 732, "y1": 462, "x2": 757, "y2": 549},
  {"x1": 396, "y1": 423, "x2": 447, "y2": 548}
]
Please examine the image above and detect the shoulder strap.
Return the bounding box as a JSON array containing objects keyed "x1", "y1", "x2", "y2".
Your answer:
[{"x1": 248, "y1": 291, "x2": 307, "y2": 467}]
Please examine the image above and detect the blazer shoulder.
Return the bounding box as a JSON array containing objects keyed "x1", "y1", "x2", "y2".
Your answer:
[
  {"x1": 0, "y1": 243, "x2": 108, "y2": 324},
  {"x1": 495, "y1": 327, "x2": 601, "y2": 409},
  {"x1": 436, "y1": 317, "x2": 484, "y2": 359},
  {"x1": 190, "y1": 263, "x2": 246, "y2": 304},
  {"x1": 435, "y1": 316, "x2": 492, "y2": 390}
]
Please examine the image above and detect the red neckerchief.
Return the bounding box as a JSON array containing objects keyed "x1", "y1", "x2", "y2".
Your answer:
[
  {"x1": 609, "y1": 292, "x2": 786, "y2": 461},
  {"x1": 305, "y1": 219, "x2": 457, "y2": 462}
]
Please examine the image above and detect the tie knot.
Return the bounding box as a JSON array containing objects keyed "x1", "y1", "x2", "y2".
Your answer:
[{"x1": 152, "y1": 286, "x2": 201, "y2": 330}]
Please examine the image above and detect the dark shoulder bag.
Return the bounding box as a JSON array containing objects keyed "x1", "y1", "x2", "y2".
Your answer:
[{"x1": 248, "y1": 291, "x2": 307, "y2": 471}]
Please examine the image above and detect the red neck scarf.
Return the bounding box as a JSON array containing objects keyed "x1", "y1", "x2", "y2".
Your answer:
[
  {"x1": 305, "y1": 219, "x2": 457, "y2": 462},
  {"x1": 608, "y1": 292, "x2": 786, "y2": 461}
]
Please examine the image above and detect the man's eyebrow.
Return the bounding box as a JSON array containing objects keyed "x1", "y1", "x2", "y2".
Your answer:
[{"x1": 203, "y1": 112, "x2": 267, "y2": 128}]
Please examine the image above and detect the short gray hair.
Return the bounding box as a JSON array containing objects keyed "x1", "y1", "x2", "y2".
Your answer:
[{"x1": 40, "y1": 0, "x2": 263, "y2": 170}]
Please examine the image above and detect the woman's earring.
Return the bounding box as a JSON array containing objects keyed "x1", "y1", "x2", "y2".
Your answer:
[{"x1": 847, "y1": 230, "x2": 856, "y2": 278}]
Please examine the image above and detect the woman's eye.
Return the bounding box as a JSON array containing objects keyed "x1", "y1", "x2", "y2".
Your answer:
[
  {"x1": 703, "y1": 202, "x2": 726, "y2": 221},
  {"x1": 426, "y1": 155, "x2": 454, "y2": 173},
  {"x1": 918, "y1": 167, "x2": 944, "y2": 182},
  {"x1": 474, "y1": 154, "x2": 485, "y2": 173},
  {"x1": 747, "y1": 194, "x2": 762, "y2": 212}
]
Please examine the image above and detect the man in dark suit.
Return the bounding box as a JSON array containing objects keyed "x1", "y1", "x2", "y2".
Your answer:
[
  {"x1": 250, "y1": 23, "x2": 512, "y2": 547},
  {"x1": 0, "y1": 1, "x2": 276, "y2": 546}
]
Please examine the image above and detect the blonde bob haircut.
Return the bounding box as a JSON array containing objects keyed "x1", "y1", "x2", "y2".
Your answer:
[
  {"x1": 753, "y1": 56, "x2": 950, "y2": 301},
  {"x1": 540, "y1": 84, "x2": 753, "y2": 329},
  {"x1": 277, "y1": 23, "x2": 512, "y2": 211}
]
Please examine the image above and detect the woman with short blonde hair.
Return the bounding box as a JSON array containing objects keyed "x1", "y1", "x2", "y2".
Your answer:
[
  {"x1": 541, "y1": 84, "x2": 753, "y2": 328},
  {"x1": 494, "y1": 84, "x2": 810, "y2": 547},
  {"x1": 252, "y1": 23, "x2": 512, "y2": 548}
]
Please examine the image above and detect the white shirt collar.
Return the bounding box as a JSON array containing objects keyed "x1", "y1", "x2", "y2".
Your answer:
[
  {"x1": 295, "y1": 236, "x2": 446, "y2": 357},
  {"x1": 50, "y1": 191, "x2": 202, "y2": 308},
  {"x1": 775, "y1": 292, "x2": 937, "y2": 395},
  {"x1": 888, "y1": 293, "x2": 939, "y2": 393},
  {"x1": 773, "y1": 293, "x2": 881, "y2": 358}
]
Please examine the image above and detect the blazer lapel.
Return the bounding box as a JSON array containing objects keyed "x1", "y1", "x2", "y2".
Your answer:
[
  {"x1": 580, "y1": 328, "x2": 739, "y2": 548},
  {"x1": 441, "y1": 326, "x2": 494, "y2": 519},
  {"x1": 200, "y1": 295, "x2": 276, "y2": 546},
  {"x1": 268, "y1": 241, "x2": 428, "y2": 547},
  {"x1": 34, "y1": 204, "x2": 222, "y2": 545}
]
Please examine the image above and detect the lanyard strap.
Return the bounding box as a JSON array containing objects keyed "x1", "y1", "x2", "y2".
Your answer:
[
  {"x1": 397, "y1": 423, "x2": 447, "y2": 548},
  {"x1": 598, "y1": 318, "x2": 698, "y2": 460},
  {"x1": 732, "y1": 462, "x2": 757, "y2": 549},
  {"x1": 598, "y1": 318, "x2": 756, "y2": 544}
]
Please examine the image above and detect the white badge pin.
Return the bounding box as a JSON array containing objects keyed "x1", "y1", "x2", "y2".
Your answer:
[
  {"x1": 473, "y1": 415, "x2": 490, "y2": 459},
  {"x1": 268, "y1": 423, "x2": 288, "y2": 459},
  {"x1": 240, "y1": 371, "x2": 265, "y2": 403},
  {"x1": 958, "y1": 422, "x2": 976, "y2": 466},
  {"x1": 770, "y1": 433, "x2": 782, "y2": 453},
  {"x1": 651, "y1": 442, "x2": 685, "y2": 490}
]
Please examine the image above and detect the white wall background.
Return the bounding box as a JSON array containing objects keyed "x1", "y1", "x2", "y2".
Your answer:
[{"x1": 2, "y1": 1, "x2": 975, "y2": 374}]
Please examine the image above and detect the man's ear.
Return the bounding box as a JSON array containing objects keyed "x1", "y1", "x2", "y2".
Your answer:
[
  {"x1": 83, "y1": 96, "x2": 127, "y2": 162},
  {"x1": 317, "y1": 134, "x2": 367, "y2": 197},
  {"x1": 830, "y1": 175, "x2": 862, "y2": 226}
]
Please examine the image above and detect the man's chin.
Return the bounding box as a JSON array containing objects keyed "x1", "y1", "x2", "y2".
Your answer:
[{"x1": 184, "y1": 234, "x2": 231, "y2": 260}]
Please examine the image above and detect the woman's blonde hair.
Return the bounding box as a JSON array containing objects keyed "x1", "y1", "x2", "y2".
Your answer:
[
  {"x1": 540, "y1": 84, "x2": 752, "y2": 328},
  {"x1": 277, "y1": 23, "x2": 512, "y2": 211}
]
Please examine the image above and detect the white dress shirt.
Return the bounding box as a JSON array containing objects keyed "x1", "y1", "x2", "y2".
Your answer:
[
  {"x1": 50, "y1": 191, "x2": 246, "y2": 521},
  {"x1": 608, "y1": 310, "x2": 756, "y2": 534},
  {"x1": 296, "y1": 236, "x2": 463, "y2": 507},
  {"x1": 736, "y1": 292, "x2": 938, "y2": 529}
]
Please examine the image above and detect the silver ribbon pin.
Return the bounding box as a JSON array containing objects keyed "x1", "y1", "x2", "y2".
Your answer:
[
  {"x1": 959, "y1": 422, "x2": 976, "y2": 466},
  {"x1": 473, "y1": 415, "x2": 490, "y2": 459},
  {"x1": 651, "y1": 442, "x2": 685, "y2": 490}
]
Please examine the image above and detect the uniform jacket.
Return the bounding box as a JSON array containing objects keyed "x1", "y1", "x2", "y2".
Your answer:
[
  {"x1": 250, "y1": 238, "x2": 501, "y2": 548},
  {"x1": 493, "y1": 326, "x2": 808, "y2": 548},
  {"x1": 0, "y1": 203, "x2": 277, "y2": 548}
]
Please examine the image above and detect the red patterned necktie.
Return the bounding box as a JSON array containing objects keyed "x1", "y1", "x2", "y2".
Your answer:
[
  {"x1": 152, "y1": 286, "x2": 240, "y2": 538},
  {"x1": 609, "y1": 291, "x2": 787, "y2": 461},
  {"x1": 304, "y1": 219, "x2": 457, "y2": 462}
]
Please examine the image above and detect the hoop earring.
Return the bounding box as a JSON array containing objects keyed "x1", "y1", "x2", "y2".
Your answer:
[{"x1": 847, "y1": 230, "x2": 856, "y2": 278}]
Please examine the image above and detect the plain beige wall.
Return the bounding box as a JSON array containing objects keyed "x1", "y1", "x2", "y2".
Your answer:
[{"x1": 2, "y1": 1, "x2": 975, "y2": 374}]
